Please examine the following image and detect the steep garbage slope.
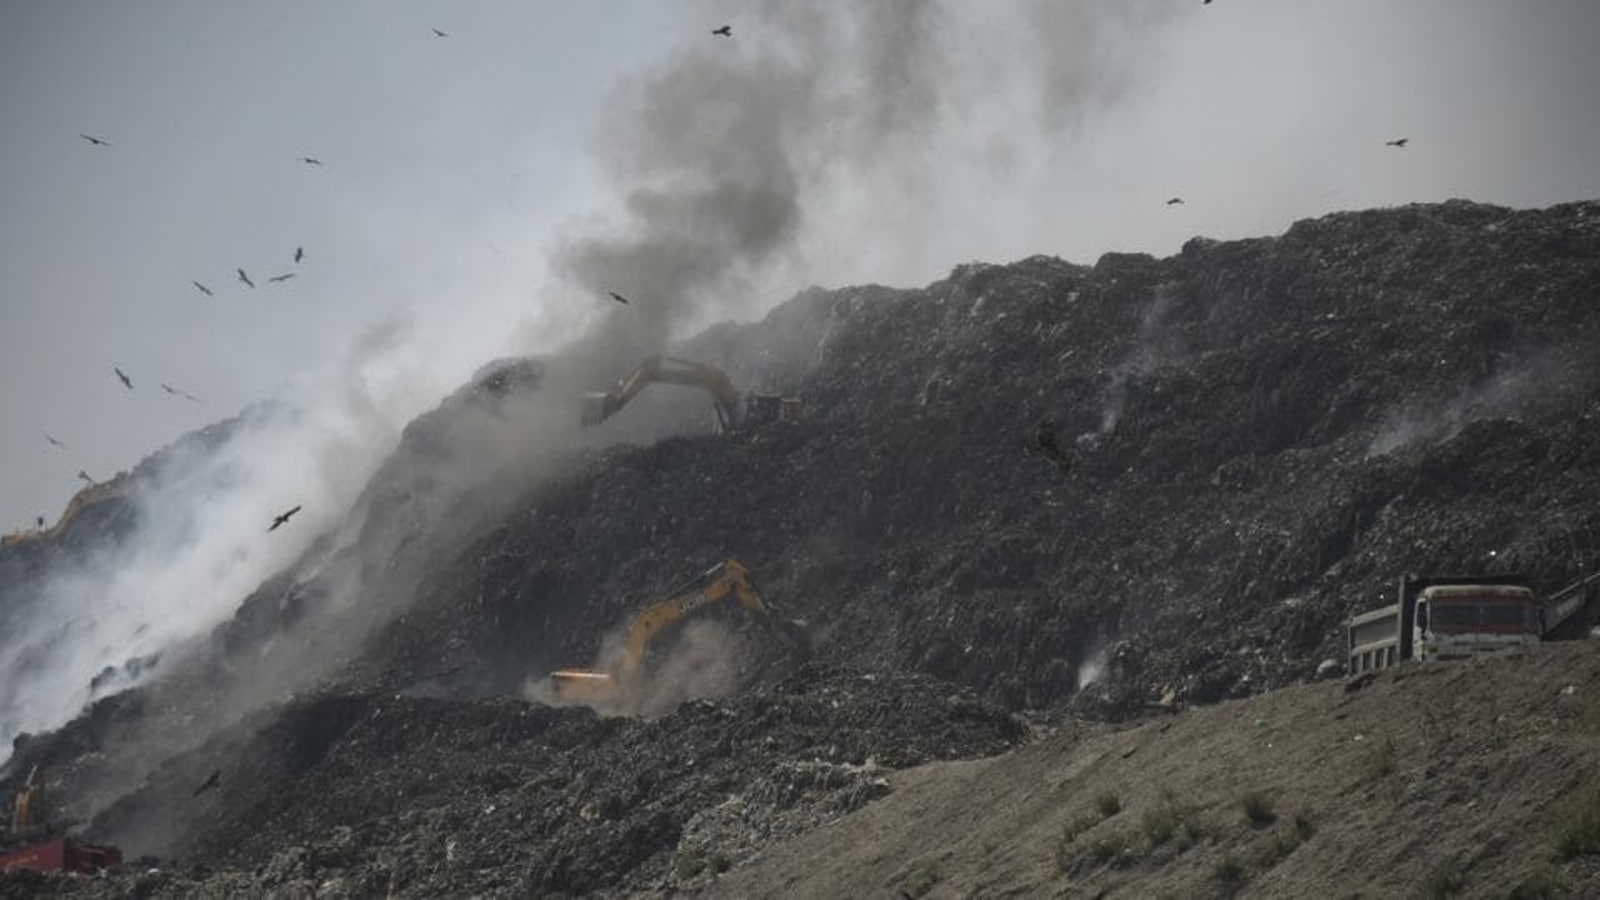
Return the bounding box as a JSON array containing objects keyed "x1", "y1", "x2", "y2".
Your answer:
[
  {"x1": 2, "y1": 198, "x2": 1598, "y2": 891},
  {"x1": 11, "y1": 668, "x2": 1025, "y2": 897},
  {"x1": 358, "y1": 198, "x2": 1600, "y2": 715}
]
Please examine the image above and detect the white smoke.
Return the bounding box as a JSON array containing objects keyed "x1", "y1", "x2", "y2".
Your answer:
[
  {"x1": 1075, "y1": 643, "x2": 1111, "y2": 692},
  {"x1": 0, "y1": 305, "x2": 560, "y2": 764},
  {"x1": 1366, "y1": 352, "x2": 1585, "y2": 457},
  {"x1": 1083, "y1": 283, "x2": 1180, "y2": 444}
]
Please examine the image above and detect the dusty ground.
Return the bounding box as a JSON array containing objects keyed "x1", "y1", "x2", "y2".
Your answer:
[{"x1": 708, "y1": 641, "x2": 1600, "y2": 899}]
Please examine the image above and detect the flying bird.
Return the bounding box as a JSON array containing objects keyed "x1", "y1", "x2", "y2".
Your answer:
[
  {"x1": 606, "y1": 290, "x2": 631, "y2": 305},
  {"x1": 192, "y1": 769, "x2": 221, "y2": 797},
  {"x1": 79, "y1": 133, "x2": 111, "y2": 147},
  {"x1": 159, "y1": 382, "x2": 200, "y2": 402},
  {"x1": 294, "y1": 246, "x2": 305, "y2": 264},
  {"x1": 1166, "y1": 197, "x2": 1184, "y2": 206},
  {"x1": 114, "y1": 367, "x2": 133, "y2": 390},
  {"x1": 267, "y1": 273, "x2": 297, "y2": 284},
  {"x1": 269, "y1": 505, "x2": 302, "y2": 532},
  {"x1": 192, "y1": 280, "x2": 214, "y2": 297},
  {"x1": 45, "y1": 434, "x2": 65, "y2": 449},
  {"x1": 432, "y1": 28, "x2": 449, "y2": 37},
  {"x1": 237, "y1": 268, "x2": 255, "y2": 288},
  {"x1": 77, "y1": 470, "x2": 95, "y2": 485},
  {"x1": 1385, "y1": 138, "x2": 1409, "y2": 148},
  {"x1": 297, "y1": 156, "x2": 323, "y2": 166},
  {"x1": 712, "y1": 25, "x2": 732, "y2": 37}
]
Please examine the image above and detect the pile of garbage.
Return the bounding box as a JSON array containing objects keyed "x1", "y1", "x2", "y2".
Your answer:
[
  {"x1": 3, "y1": 198, "x2": 1599, "y2": 891},
  {"x1": 9, "y1": 667, "x2": 1023, "y2": 896}
]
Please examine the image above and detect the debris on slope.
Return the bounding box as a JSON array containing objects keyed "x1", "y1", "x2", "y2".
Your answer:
[
  {"x1": 2, "y1": 199, "x2": 1599, "y2": 893},
  {"x1": 358, "y1": 198, "x2": 1600, "y2": 717},
  {"x1": 9, "y1": 667, "x2": 1022, "y2": 897}
]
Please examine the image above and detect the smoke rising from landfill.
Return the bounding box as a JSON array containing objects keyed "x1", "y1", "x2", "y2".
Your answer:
[{"x1": 4, "y1": 0, "x2": 1600, "y2": 769}]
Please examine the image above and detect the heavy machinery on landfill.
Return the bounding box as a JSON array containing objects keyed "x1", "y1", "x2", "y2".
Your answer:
[
  {"x1": 1347, "y1": 570, "x2": 1600, "y2": 675},
  {"x1": 0, "y1": 767, "x2": 122, "y2": 873},
  {"x1": 549, "y1": 559, "x2": 806, "y2": 706},
  {"x1": 581, "y1": 354, "x2": 803, "y2": 433}
]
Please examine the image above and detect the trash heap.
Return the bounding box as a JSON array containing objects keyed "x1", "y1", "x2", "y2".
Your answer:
[{"x1": 2, "y1": 199, "x2": 1598, "y2": 892}]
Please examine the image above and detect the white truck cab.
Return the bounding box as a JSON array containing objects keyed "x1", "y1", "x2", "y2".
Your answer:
[{"x1": 1412, "y1": 583, "x2": 1539, "y2": 662}]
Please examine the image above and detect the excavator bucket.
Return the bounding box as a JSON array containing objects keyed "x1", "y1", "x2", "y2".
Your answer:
[
  {"x1": 580, "y1": 392, "x2": 615, "y2": 427},
  {"x1": 549, "y1": 668, "x2": 622, "y2": 704}
]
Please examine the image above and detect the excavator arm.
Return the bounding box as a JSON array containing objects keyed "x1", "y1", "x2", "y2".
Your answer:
[
  {"x1": 582, "y1": 355, "x2": 742, "y2": 431},
  {"x1": 550, "y1": 559, "x2": 776, "y2": 704}
]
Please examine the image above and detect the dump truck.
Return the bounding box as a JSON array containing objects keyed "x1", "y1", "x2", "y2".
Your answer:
[
  {"x1": 549, "y1": 559, "x2": 805, "y2": 706},
  {"x1": 0, "y1": 767, "x2": 122, "y2": 873},
  {"x1": 581, "y1": 354, "x2": 803, "y2": 432},
  {"x1": 1347, "y1": 571, "x2": 1600, "y2": 675}
]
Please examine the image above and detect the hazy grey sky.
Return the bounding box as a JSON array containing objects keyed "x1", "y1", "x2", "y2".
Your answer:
[{"x1": 3, "y1": 0, "x2": 1598, "y2": 527}]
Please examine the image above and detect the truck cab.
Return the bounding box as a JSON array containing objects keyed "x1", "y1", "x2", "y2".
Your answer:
[{"x1": 1412, "y1": 583, "x2": 1539, "y2": 662}]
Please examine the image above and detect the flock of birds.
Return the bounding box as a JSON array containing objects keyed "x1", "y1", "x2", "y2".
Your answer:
[
  {"x1": 1162, "y1": 140, "x2": 1409, "y2": 208},
  {"x1": 41, "y1": 10, "x2": 1400, "y2": 536},
  {"x1": 33, "y1": 21, "x2": 747, "y2": 539}
]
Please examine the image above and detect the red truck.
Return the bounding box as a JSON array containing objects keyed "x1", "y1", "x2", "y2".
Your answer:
[
  {"x1": 0, "y1": 838, "x2": 123, "y2": 873},
  {"x1": 0, "y1": 766, "x2": 122, "y2": 873}
]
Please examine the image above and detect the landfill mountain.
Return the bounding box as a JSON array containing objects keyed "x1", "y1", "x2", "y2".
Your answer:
[{"x1": 2, "y1": 197, "x2": 1599, "y2": 897}]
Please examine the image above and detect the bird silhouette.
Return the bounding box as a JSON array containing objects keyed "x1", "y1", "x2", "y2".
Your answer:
[
  {"x1": 606, "y1": 291, "x2": 631, "y2": 305},
  {"x1": 712, "y1": 25, "x2": 732, "y2": 36},
  {"x1": 294, "y1": 246, "x2": 305, "y2": 264},
  {"x1": 161, "y1": 383, "x2": 201, "y2": 403},
  {"x1": 192, "y1": 280, "x2": 214, "y2": 297},
  {"x1": 192, "y1": 769, "x2": 221, "y2": 797},
  {"x1": 79, "y1": 134, "x2": 111, "y2": 147},
  {"x1": 269, "y1": 505, "x2": 303, "y2": 531},
  {"x1": 35, "y1": 516, "x2": 45, "y2": 529},
  {"x1": 237, "y1": 268, "x2": 255, "y2": 289},
  {"x1": 267, "y1": 273, "x2": 297, "y2": 284},
  {"x1": 432, "y1": 28, "x2": 449, "y2": 37},
  {"x1": 1385, "y1": 138, "x2": 1409, "y2": 148},
  {"x1": 77, "y1": 470, "x2": 95, "y2": 485},
  {"x1": 297, "y1": 156, "x2": 323, "y2": 166},
  {"x1": 45, "y1": 435, "x2": 65, "y2": 449},
  {"x1": 114, "y1": 367, "x2": 133, "y2": 390},
  {"x1": 1166, "y1": 197, "x2": 1184, "y2": 206}
]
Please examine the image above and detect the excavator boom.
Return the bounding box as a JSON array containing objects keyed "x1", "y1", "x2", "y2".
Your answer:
[
  {"x1": 550, "y1": 559, "x2": 780, "y2": 705},
  {"x1": 580, "y1": 354, "x2": 801, "y2": 432}
]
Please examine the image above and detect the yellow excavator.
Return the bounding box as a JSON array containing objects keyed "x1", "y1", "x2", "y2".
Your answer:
[
  {"x1": 549, "y1": 559, "x2": 804, "y2": 705},
  {"x1": 581, "y1": 355, "x2": 803, "y2": 432}
]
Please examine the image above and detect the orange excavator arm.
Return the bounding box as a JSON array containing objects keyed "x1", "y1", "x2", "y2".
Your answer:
[{"x1": 551, "y1": 559, "x2": 771, "y2": 704}]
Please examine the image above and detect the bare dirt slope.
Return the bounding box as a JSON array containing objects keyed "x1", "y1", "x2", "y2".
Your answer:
[{"x1": 709, "y1": 642, "x2": 1600, "y2": 899}]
